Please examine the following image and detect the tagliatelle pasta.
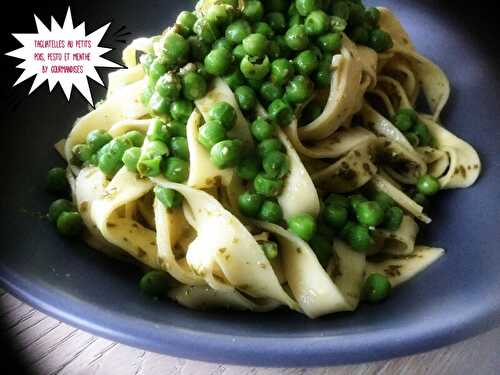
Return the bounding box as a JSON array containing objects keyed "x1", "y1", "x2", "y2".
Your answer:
[{"x1": 49, "y1": 1, "x2": 481, "y2": 318}]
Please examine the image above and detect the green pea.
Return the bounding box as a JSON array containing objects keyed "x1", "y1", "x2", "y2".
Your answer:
[
  {"x1": 383, "y1": 206, "x2": 404, "y2": 231},
  {"x1": 332, "y1": 1, "x2": 350, "y2": 20},
  {"x1": 56, "y1": 211, "x2": 83, "y2": 237},
  {"x1": 170, "y1": 100, "x2": 193, "y2": 123},
  {"x1": 369, "y1": 29, "x2": 393, "y2": 53},
  {"x1": 348, "y1": 3, "x2": 366, "y2": 26},
  {"x1": 154, "y1": 186, "x2": 183, "y2": 209},
  {"x1": 194, "y1": 18, "x2": 220, "y2": 44},
  {"x1": 317, "y1": 32, "x2": 342, "y2": 53},
  {"x1": 48, "y1": 199, "x2": 75, "y2": 223},
  {"x1": 235, "y1": 85, "x2": 257, "y2": 111},
  {"x1": 149, "y1": 58, "x2": 168, "y2": 82},
  {"x1": 169, "y1": 137, "x2": 189, "y2": 160},
  {"x1": 164, "y1": 157, "x2": 190, "y2": 182},
  {"x1": 257, "y1": 138, "x2": 284, "y2": 158},
  {"x1": 149, "y1": 92, "x2": 170, "y2": 115},
  {"x1": 262, "y1": 151, "x2": 289, "y2": 179},
  {"x1": 285, "y1": 25, "x2": 309, "y2": 51},
  {"x1": 362, "y1": 273, "x2": 391, "y2": 303},
  {"x1": 260, "y1": 241, "x2": 279, "y2": 260},
  {"x1": 330, "y1": 15, "x2": 347, "y2": 32},
  {"x1": 394, "y1": 111, "x2": 415, "y2": 132},
  {"x1": 163, "y1": 122, "x2": 184, "y2": 139},
  {"x1": 210, "y1": 139, "x2": 242, "y2": 169},
  {"x1": 417, "y1": 175, "x2": 440, "y2": 196},
  {"x1": 176, "y1": 11, "x2": 197, "y2": 37},
  {"x1": 295, "y1": 0, "x2": 319, "y2": 16},
  {"x1": 87, "y1": 154, "x2": 98, "y2": 166},
  {"x1": 413, "y1": 121, "x2": 432, "y2": 146},
  {"x1": 225, "y1": 20, "x2": 252, "y2": 44},
  {"x1": 243, "y1": 0, "x2": 264, "y2": 22},
  {"x1": 204, "y1": 48, "x2": 233, "y2": 76},
  {"x1": 397, "y1": 108, "x2": 418, "y2": 122},
  {"x1": 140, "y1": 53, "x2": 154, "y2": 74},
  {"x1": 122, "y1": 131, "x2": 145, "y2": 147},
  {"x1": 323, "y1": 203, "x2": 348, "y2": 229},
  {"x1": 223, "y1": 68, "x2": 246, "y2": 90},
  {"x1": 268, "y1": 99, "x2": 294, "y2": 126},
  {"x1": 349, "y1": 193, "x2": 368, "y2": 212},
  {"x1": 240, "y1": 55, "x2": 270, "y2": 80},
  {"x1": 181, "y1": 71, "x2": 207, "y2": 100},
  {"x1": 163, "y1": 32, "x2": 189, "y2": 66},
  {"x1": 287, "y1": 213, "x2": 317, "y2": 241},
  {"x1": 137, "y1": 155, "x2": 162, "y2": 177},
  {"x1": 349, "y1": 224, "x2": 375, "y2": 252},
  {"x1": 254, "y1": 173, "x2": 284, "y2": 197},
  {"x1": 340, "y1": 220, "x2": 356, "y2": 241},
  {"x1": 304, "y1": 9, "x2": 329, "y2": 35},
  {"x1": 147, "y1": 118, "x2": 170, "y2": 142},
  {"x1": 258, "y1": 200, "x2": 283, "y2": 223},
  {"x1": 242, "y1": 33, "x2": 269, "y2": 57},
  {"x1": 206, "y1": 4, "x2": 233, "y2": 26},
  {"x1": 265, "y1": 12, "x2": 286, "y2": 33},
  {"x1": 259, "y1": 82, "x2": 284, "y2": 103},
  {"x1": 365, "y1": 7, "x2": 380, "y2": 27},
  {"x1": 86, "y1": 129, "x2": 112, "y2": 152},
  {"x1": 122, "y1": 147, "x2": 142, "y2": 172},
  {"x1": 198, "y1": 120, "x2": 227, "y2": 150},
  {"x1": 72, "y1": 144, "x2": 93, "y2": 163},
  {"x1": 232, "y1": 44, "x2": 247, "y2": 62},
  {"x1": 271, "y1": 58, "x2": 294, "y2": 85},
  {"x1": 285, "y1": 75, "x2": 314, "y2": 104},
  {"x1": 144, "y1": 140, "x2": 169, "y2": 158},
  {"x1": 236, "y1": 156, "x2": 260, "y2": 180},
  {"x1": 139, "y1": 270, "x2": 170, "y2": 298},
  {"x1": 372, "y1": 191, "x2": 395, "y2": 211},
  {"x1": 208, "y1": 102, "x2": 237, "y2": 130},
  {"x1": 288, "y1": 14, "x2": 303, "y2": 28},
  {"x1": 309, "y1": 234, "x2": 332, "y2": 267},
  {"x1": 325, "y1": 193, "x2": 350, "y2": 209},
  {"x1": 294, "y1": 50, "x2": 319, "y2": 76},
  {"x1": 355, "y1": 201, "x2": 385, "y2": 227},
  {"x1": 350, "y1": 25, "x2": 371, "y2": 45},
  {"x1": 46, "y1": 167, "x2": 69, "y2": 193},
  {"x1": 251, "y1": 117, "x2": 277, "y2": 141},
  {"x1": 253, "y1": 22, "x2": 274, "y2": 39},
  {"x1": 238, "y1": 191, "x2": 264, "y2": 217},
  {"x1": 98, "y1": 152, "x2": 122, "y2": 177},
  {"x1": 188, "y1": 36, "x2": 210, "y2": 61}
]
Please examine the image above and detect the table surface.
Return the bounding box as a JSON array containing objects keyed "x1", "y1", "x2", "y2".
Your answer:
[{"x1": 2, "y1": 291, "x2": 499, "y2": 375}]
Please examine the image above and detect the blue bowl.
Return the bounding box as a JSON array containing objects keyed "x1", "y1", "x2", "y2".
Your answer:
[{"x1": 1, "y1": 0, "x2": 499, "y2": 367}]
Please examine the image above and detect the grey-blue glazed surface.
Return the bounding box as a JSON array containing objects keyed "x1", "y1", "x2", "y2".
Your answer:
[{"x1": 1, "y1": 0, "x2": 499, "y2": 367}]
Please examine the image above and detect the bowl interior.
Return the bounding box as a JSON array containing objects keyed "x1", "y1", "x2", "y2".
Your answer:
[{"x1": 1, "y1": 0, "x2": 500, "y2": 367}]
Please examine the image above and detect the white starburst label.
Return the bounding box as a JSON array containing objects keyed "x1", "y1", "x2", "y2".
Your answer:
[{"x1": 5, "y1": 7, "x2": 121, "y2": 105}]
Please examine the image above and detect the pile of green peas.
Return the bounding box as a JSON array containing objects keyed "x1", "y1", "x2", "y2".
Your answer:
[
  {"x1": 46, "y1": 167, "x2": 83, "y2": 237},
  {"x1": 322, "y1": 190, "x2": 405, "y2": 253},
  {"x1": 71, "y1": 129, "x2": 146, "y2": 178},
  {"x1": 236, "y1": 116, "x2": 290, "y2": 224},
  {"x1": 146, "y1": 0, "x2": 393, "y2": 130},
  {"x1": 393, "y1": 108, "x2": 435, "y2": 148},
  {"x1": 133, "y1": 118, "x2": 191, "y2": 182}
]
